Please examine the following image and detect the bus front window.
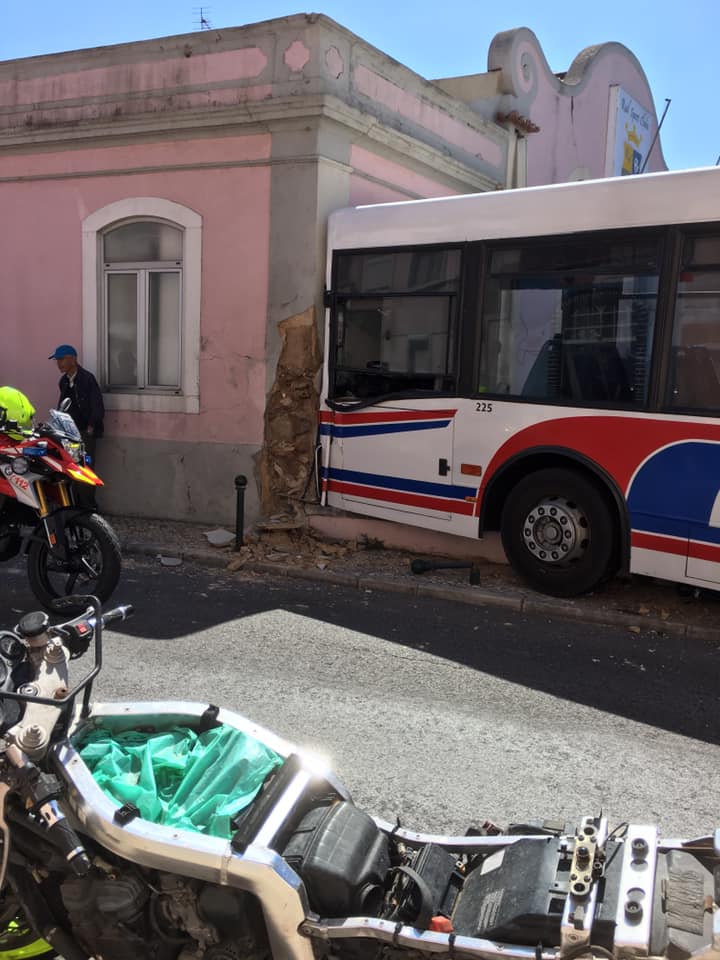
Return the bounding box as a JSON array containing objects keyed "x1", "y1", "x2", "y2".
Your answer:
[
  {"x1": 330, "y1": 248, "x2": 461, "y2": 401},
  {"x1": 333, "y1": 295, "x2": 456, "y2": 399}
]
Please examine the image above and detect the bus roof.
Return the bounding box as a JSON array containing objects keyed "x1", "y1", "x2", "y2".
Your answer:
[{"x1": 327, "y1": 166, "x2": 720, "y2": 251}]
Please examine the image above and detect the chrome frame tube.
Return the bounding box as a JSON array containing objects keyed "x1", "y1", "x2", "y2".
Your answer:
[
  {"x1": 300, "y1": 917, "x2": 559, "y2": 960},
  {"x1": 372, "y1": 815, "x2": 556, "y2": 850}
]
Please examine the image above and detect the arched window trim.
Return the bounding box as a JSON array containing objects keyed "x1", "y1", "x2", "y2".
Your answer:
[{"x1": 82, "y1": 198, "x2": 201, "y2": 414}]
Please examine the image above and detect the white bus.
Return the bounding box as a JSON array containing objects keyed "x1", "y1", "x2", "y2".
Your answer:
[{"x1": 319, "y1": 167, "x2": 720, "y2": 597}]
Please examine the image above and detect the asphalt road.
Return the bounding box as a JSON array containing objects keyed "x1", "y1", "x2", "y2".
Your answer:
[{"x1": 2, "y1": 553, "x2": 719, "y2": 839}]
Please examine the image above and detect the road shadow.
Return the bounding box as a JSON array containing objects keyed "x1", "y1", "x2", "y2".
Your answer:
[{"x1": 2, "y1": 554, "x2": 718, "y2": 746}]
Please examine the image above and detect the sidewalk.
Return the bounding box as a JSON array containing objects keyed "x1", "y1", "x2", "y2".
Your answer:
[{"x1": 110, "y1": 514, "x2": 720, "y2": 645}]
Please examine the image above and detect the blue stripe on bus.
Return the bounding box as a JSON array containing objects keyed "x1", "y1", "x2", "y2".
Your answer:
[
  {"x1": 632, "y1": 515, "x2": 720, "y2": 545},
  {"x1": 324, "y1": 466, "x2": 475, "y2": 501},
  {"x1": 629, "y1": 513, "x2": 693, "y2": 542},
  {"x1": 627, "y1": 442, "x2": 720, "y2": 545},
  {"x1": 319, "y1": 420, "x2": 451, "y2": 438}
]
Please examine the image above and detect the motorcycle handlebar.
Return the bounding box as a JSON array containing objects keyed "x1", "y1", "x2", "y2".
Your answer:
[
  {"x1": 54, "y1": 603, "x2": 134, "y2": 661},
  {"x1": 3, "y1": 600, "x2": 134, "y2": 715},
  {"x1": 49, "y1": 600, "x2": 134, "y2": 633},
  {"x1": 88, "y1": 604, "x2": 134, "y2": 630}
]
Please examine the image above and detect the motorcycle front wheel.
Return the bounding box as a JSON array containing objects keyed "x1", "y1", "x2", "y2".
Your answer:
[{"x1": 27, "y1": 512, "x2": 122, "y2": 613}]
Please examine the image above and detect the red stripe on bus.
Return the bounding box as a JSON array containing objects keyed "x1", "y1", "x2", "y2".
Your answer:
[
  {"x1": 633, "y1": 530, "x2": 720, "y2": 564},
  {"x1": 688, "y1": 539, "x2": 720, "y2": 562},
  {"x1": 322, "y1": 409, "x2": 457, "y2": 425},
  {"x1": 631, "y1": 530, "x2": 687, "y2": 556},
  {"x1": 328, "y1": 480, "x2": 475, "y2": 516}
]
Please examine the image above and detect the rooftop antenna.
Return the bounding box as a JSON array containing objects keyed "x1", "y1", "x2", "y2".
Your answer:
[
  {"x1": 640, "y1": 98, "x2": 671, "y2": 173},
  {"x1": 193, "y1": 6, "x2": 212, "y2": 29}
]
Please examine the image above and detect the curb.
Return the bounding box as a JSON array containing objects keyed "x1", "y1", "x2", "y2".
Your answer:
[{"x1": 122, "y1": 541, "x2": 720, "y2": 644}]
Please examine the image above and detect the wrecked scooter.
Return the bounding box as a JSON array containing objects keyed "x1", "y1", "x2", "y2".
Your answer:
[{"x1": 0, "y1": 596, "x2": 716, "y2": 960}]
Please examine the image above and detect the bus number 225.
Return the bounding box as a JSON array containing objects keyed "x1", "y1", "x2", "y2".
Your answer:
[{"x1": 476, "y1": 401, "x2": 493, "y2": 413}]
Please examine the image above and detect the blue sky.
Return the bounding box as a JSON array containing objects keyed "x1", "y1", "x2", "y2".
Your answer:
[{"x1": 1, "y1": 1, "x2": 716, "y2": 172}]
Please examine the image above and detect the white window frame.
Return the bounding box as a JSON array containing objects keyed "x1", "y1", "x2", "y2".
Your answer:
[
  {"x1": 104, "y1": 247, "x2": 183, "y2": 391},
  {"x1": 82, "y1": 198, "x2": 202, "y2": 414}
]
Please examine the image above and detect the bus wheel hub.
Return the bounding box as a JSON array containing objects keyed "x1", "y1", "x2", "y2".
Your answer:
[{"x1": 522, "y1": 497, "x2": 587, "y2": 563}]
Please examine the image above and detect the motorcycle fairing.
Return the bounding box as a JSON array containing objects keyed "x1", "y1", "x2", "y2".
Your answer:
[
  {"x1": 0, "y1": 468, "x2": 40, "y2": 511},
  {"x1": 64, "y1": 464, "x2": 102, "y2": 487}
]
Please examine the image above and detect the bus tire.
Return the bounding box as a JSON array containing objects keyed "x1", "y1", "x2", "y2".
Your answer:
[{"x1": 500, "y1": 468, "x2": 615, "y2": 598}]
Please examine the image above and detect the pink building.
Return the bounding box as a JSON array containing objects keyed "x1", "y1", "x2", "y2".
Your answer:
[{"x1": 0, "y1": 15, "x2": 666, "y2": 524}]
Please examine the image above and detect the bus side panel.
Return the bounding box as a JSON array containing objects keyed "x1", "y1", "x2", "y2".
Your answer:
[
  {"x1": 324, "y1": 399, "x2": 720, "y2": 592},
  {"x1": 476, "y1": 410, "x2": 720, "y2": 590},
  {"x1": 627, "y1": 439, "x2": 720, "y2": 585},
  {"x1": 320, "y1": 403, "x2": 480, "y2": 532}
]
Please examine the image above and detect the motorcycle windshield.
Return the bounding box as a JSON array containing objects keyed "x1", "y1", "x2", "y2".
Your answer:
[{"x1": 48, "y1": 409, "x2": 81, "y2": 441}]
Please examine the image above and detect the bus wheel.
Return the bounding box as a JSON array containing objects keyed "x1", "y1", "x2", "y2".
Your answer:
[{"x1": 500, "y1": 468, "x2": 615, "y2": 598}]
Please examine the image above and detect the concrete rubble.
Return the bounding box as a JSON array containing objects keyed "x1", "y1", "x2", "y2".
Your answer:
[{"x1": 111, "y1": 514, "x2": 720, "y2": 645}]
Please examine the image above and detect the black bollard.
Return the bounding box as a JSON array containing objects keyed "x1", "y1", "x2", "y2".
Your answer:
[
  {"x1": 411, "y1": 558, "x2": 471, "y2": 574},
  {"x1": 234, "y1": 475, "x2": 247, "y2": 551},
  {"x1": 410, "y1": 557, "x2": 480, "y2": 586}
]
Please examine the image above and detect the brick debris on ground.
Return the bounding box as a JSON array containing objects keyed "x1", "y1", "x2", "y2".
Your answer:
[{"x1": 109, "y1": 515, "x2": 720, "y2": 644}]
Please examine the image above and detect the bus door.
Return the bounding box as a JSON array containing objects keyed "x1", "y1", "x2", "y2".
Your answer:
[
  {"x1": 325, "y1": 246, "x2": 466, "y2": 522},
  {"x1": 322, "y1": 404, "x2": 461, "y2": 522},
  {"x1": 665, "y1": 239, "x2": 720, "y2": 583},
  {"x1": 684, "y1": 441, "x2": 720, "y2": 584},
  {"x1": 687, "y1": 511, "x2": 720, "y2": 583}
]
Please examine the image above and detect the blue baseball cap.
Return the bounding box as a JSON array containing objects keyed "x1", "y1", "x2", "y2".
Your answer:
[{"x1": 48, "y1": 344, "x2": 78, "y2": 360}]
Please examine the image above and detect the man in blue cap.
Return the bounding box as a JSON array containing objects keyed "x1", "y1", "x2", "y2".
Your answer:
[{"x1": 48, "y1": 344, "x2": 105, "y2": 467}]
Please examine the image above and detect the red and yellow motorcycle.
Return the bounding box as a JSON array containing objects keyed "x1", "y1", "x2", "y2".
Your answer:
[{"x1": 0, "y1": 392, "x2": 120, "y2": 612}]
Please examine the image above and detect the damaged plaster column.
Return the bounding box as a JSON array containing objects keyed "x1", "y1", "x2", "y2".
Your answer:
[
  {"x1": 258, "y1": 305, "x2": 321, "y2": 514},
  {"x1": 258, "y1": 108, "x2": 352, "y2": 517}
]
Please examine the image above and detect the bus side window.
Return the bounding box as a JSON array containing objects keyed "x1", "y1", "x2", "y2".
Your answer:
[
  {"x1": 563, "y1": 342, "x2": 632, "y2": 404},
  {"x1": 521, "y1": 337, "x2": 562, "y2": 398},
  {"x1": 670, "y1": 238, "x2": 720, "y2": 412},
  {"x1": 522, "y1": 338, "x2": 632, "y2": 404},
  {"x1": 671, "y1": 345, "x2": 720, "y2": 411},
  {"x1": 481, "y1": 234, "x2": 659, "y2": 405}
]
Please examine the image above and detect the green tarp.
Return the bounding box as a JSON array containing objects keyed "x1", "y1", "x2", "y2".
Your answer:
[{"x1": 78, "y1": 724, "x2": 283, "y2": 839}]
